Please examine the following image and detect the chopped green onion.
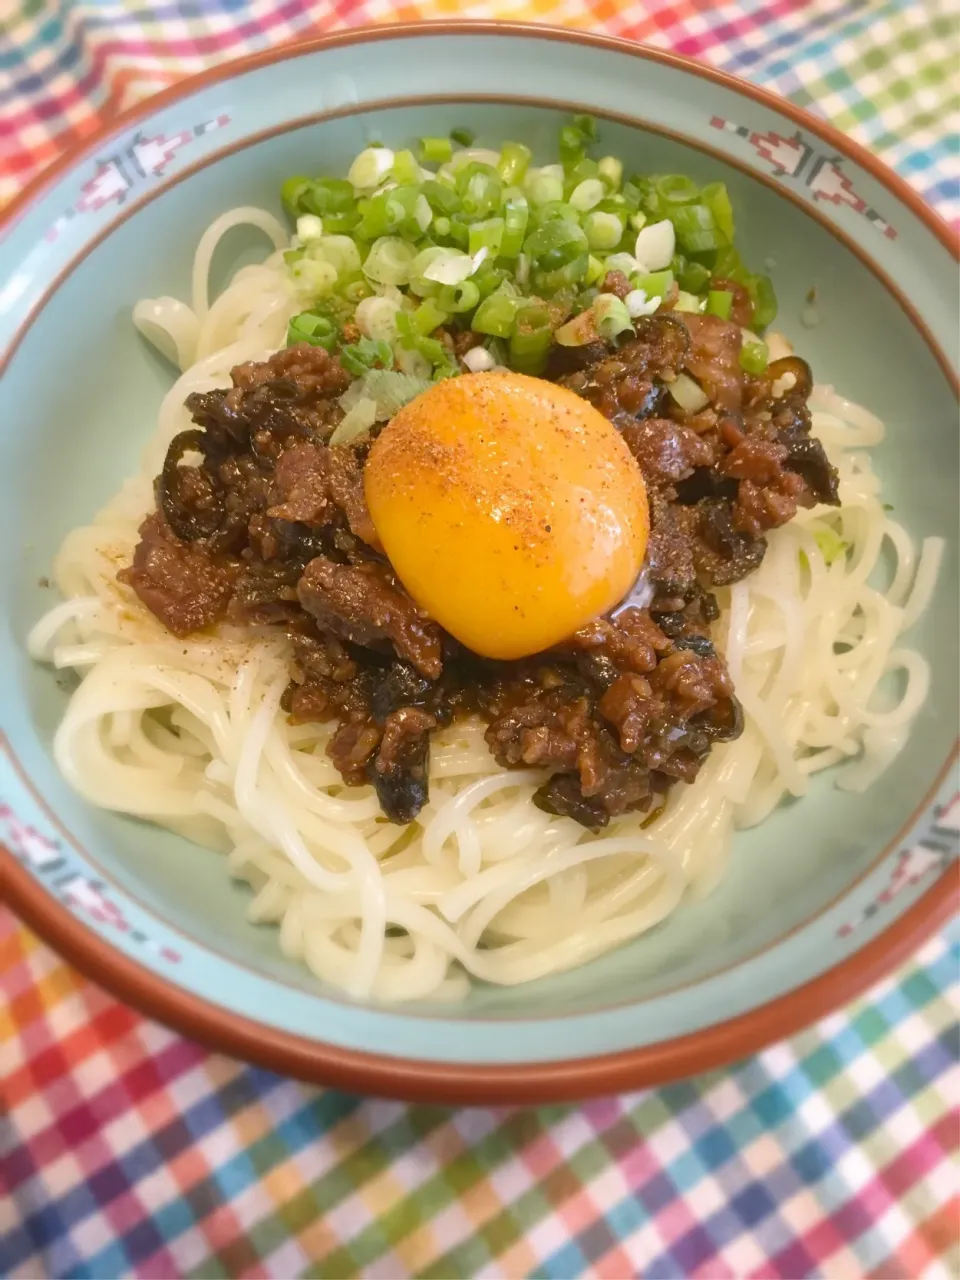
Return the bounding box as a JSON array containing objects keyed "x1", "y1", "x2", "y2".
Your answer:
[
  {"x1": 497, "y1": 141, "x2": 532, "y2": 185},
  {"x1": 348, "y1": 147, "x2": 395, "y2": 190},
  {"x1": 308, "y1": 234, "x2": 362, "y2": 277},
  {"x1": 598, "y1": 156, "x2": 623, "y2": 191},
  {"x1": 288, "y1": 256, "x2": 338, "y2": 297},
  {"x1": 392, "y1": 149, "x2": 421, "y2": 186},
  {"x1": 749, "y1": 274, "x2": 778, "y2": 329},
  {"x1": 457, "y1": 164, "x2": 502, "y2": 218},
  {"x1": 813, "y1": 526, "x2": 849, "y2": 565},
  {"x1": 433, "y1": 215, "x2": 451, "y2": 239},
  {"x1": 450, "y1": 127, "x2": 475, "y2": 147},
  {"x1": 341, "y1": 275, "x2": 373, "y2": 305},
  {"x1": 584, "y1": 211, "x2": 624, "y2": 251},
  {"x1": 740, "y1": 340, "x2": 769, "y2": 374},
  {"x1": 500, "y1": 195, "x2": 529, "y2": 258},
  {"x1": 419, "y1": 136, "x2": 453, "y2": 165},
  {"x1": 570, "y1": 178, "x2": 606, "y2": 212},
  {"x1": 468, "y1": 217, "x2": 504, "y2": 258},
  {"x1": 355, "y1": 295, "x2": 402, "y2": 342},
  {"x1": 559, "y1": 124, "x2": 586, "y2": 169},
  {"x1": 420, "y1": 248, "x2": 475, "y2": 285},
  {"x1": 537, "y1": 200, "x2": 580, "y2": 227},
  {"x1": 656, "y1": 174, "x2": 699, "y2": 205},
  {"x1": 621, "y1": 180, "x2": 642, "y2": 211},
  {"x1": 593, "y1": 293, "x2": 634, "y2": 341},
  {"x1": 634, "y1": 269, "x2": 673, "y2": 298},
  {"x1": 670, "y1": 203, "x2": 724, "y2": 253},
  {"x1": 472, "y1": 293, "x2": 520, "y2": 337},
  {"x1": 534, "y1": 254, "x2": 590, "y2": 294},
  {"x1": 296, "y1": 214, "x2": 324, "y2": 241},
  {"x1": 675, "y1": 257, "x2": 711, "y2": 292},
  {"x1": 281, "y1": 175, "x2": 313, "y2": 218},
  {"x1": 437, "y1": 279, "x2": 481, "y2": 313},
  {"x1": 711, "y1": 244, "x2": 742, "y2": 278},
  {"x1": 701, "y1": 182, "x2": 735, "y2": 242},
  {"x1": 420, "y1": 180, "x2": 462, "y2": 215},
  {"x1": 525, "y1": 168, "x2": 565, "y2": 206},
  {"x1": 585, "y1": 254, "x2": 605, "y2": 285},
  {"x1": 287, "y1": 309, "x2": 338, "y2": 350},
  {"x1": 669, "y1": 372, "x2": 709, "y2": 413},
  {"x1": 329, "y1": 397, "x2": 378, "y2": 446},
  {"x1": 446, "y1": 219, "x2": 469, "y2": 250},
  {"x1": 564, "y1": 157, "x2": 600, "y2": 191},
  {"x1": 340, "y1": 369, "x2": 432, "y2": 418},
  {"x1": 525, "y1": 218, "x2": 588, "y2": 261},
  {"x1": 572, "y1": 113, "x2": 598, "y2": 142},
  {"x1": 705, "y1": 289, "x2": 733, "y2": 319},
  {"x1": 509, "y1": 302, "x2": 553, "y2": 374},
  {"x1": 634, "y1": 219, "x2": 676, "y2": 270},
  {"x1": 339, "y1": 337, "x2": 394, "y2": 376},
  {"x1": 472, "y1": 261, "x2": 508, "y2": 298},
  {"x1": 673, "y1": 291, "x2": 702, "y2": 313},
  {"x1": 363, "y1": 236, "x2": 417, "y2": 286},
  {"x1": 402, "y1": 296, "x2": 448, "y2": 337}
]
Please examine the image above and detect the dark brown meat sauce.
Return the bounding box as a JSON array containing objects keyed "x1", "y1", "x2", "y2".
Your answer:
[{"x1": 121, "y1": 318, "x2": 838, "y2": 828}]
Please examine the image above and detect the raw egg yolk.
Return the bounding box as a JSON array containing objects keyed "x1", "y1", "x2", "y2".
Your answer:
[{"x1": 364, "y1": 371, "x2": 649, "y2": 660}]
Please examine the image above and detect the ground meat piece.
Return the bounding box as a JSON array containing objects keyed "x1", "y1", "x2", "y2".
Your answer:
[
  {"x1": 290, "y1": 632, "x2": 358, "y2": 684},
  {"x1": 328, "y1": 718, "x2": 382, "y2": 784},
  {"x1": 645, "y1": 495, "x2": 699, "y2": 593},
  {"x1": 120, "y1": 513, "x2": 237, "y2": 636},
  {"x1": 621, "y1": 417, "x2": 715, "y2": 486},
  {"x1": 485, "y1": 696, "x2": 589, "y2": 772},
  {"x1": 227, "y1": 562, "x2": 302, "y2": 625},
  {"x1": 732, "y1": 472, "x2": 806, "y2": 536},
  {"x1": 600, "y1": 270, "x2": 633, "y2": 300},
  {"x1": 568, "y1": 609, "x2": 668, "y2": 674},
  {"x1": 710, "y1": 277, "x2": 754, "y2": 329},
  {"x1": 231, "y1": 342, "x2": 352, "y2": 397},
  {"x1": 651, "y1": 648, "x2": 734, "y2": 714},
  {"x1": 720, "y1": 437, "x2": 789, "y2": 484},
  {"x1": 268, "y1": 442, "x2": 379, "y2": 547},
  {"x1": 680, "y1": 314, "x2": 743, "y2": 411},
  {"x1": 598, "y1": 673, "x2": 654, "y2": 753},
  {"x1": 297, "y1": 556, "x2": 443, "y2": 678}
]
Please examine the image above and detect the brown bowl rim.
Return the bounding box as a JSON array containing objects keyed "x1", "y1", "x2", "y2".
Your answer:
[{"x1": 1, "y1": 20, "x2": 957, "y2": 1104}]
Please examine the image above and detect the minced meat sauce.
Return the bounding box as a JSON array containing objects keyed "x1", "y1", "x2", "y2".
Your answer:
[{"x1": 120, "y1": 293, "x2": 839, "y2": 828}]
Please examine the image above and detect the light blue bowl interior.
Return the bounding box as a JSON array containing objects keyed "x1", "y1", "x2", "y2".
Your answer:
[{"x1": 2, "y1": 102, "x2": 956, "y2": 1022}]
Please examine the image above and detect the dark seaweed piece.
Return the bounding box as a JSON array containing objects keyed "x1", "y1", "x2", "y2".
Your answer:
[
  {"x1": 533, "y1": 774, "x2": 610, "y2": 830},
  {"x1": 782, "y1": 435, "x2": 840, "y2": 505},
  {"x1": 158, "y1": 430, "x2": 224, "y2": 541},
  {"x1": 370, "y1": 663, "x2": 436, "y2": 724},
  {"x1": 653, "y1": 611, "x2": 686, "y2": 639},
  {"x1": 575, "y1": 652, "x2": 621, "y2": 689},
  {"x1": 675, "y1": 468, "x2": 738, "y2": 505},
  {"x1": 674, "y1": 633, "x2": 715, "y2": 657},
  {"x1": 693, "y1": 695, "x2": 744, "y2": 743},
  {"x1": 366, "y1": 735, "x2": 430, "y2": 824},
  {"x1": 699, "y1": 499, "x2": 768, "y2": 583},
  {"x1": 763, "y1": 356, "x2": 813, "y2": 400}
]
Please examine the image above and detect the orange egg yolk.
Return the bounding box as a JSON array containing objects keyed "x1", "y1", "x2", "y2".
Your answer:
[{"x1": 364, "y1": 370, "x2": 649, "y2": 660}]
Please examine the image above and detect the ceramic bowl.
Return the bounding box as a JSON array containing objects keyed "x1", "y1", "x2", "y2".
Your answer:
[{"x1": 1, "y1": 23, "x2": 956, "y2": 1104}]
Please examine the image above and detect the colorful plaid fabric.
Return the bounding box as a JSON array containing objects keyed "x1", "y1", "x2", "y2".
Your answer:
[{"x1": 2, "y1": 3, "x2": 958, "y2": 1277}]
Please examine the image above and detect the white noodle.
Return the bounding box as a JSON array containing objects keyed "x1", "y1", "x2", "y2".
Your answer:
[{"x1": 29, "y1": 208, "x2": 939, "y2": 1001}]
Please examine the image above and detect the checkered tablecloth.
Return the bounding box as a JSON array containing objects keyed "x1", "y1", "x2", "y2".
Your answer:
[{"x1": 1, "y1": 4, "x2": 958, "y2": 1277}]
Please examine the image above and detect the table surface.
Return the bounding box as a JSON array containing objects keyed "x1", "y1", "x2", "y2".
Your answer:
[{"x1": 2, "y1": 3, "x2": 958, "y2": 1277}]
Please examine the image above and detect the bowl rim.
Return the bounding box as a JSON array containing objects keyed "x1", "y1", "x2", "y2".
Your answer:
[{"x1": 1, "y1": 20, "x2": 957, "y2": 1104}]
